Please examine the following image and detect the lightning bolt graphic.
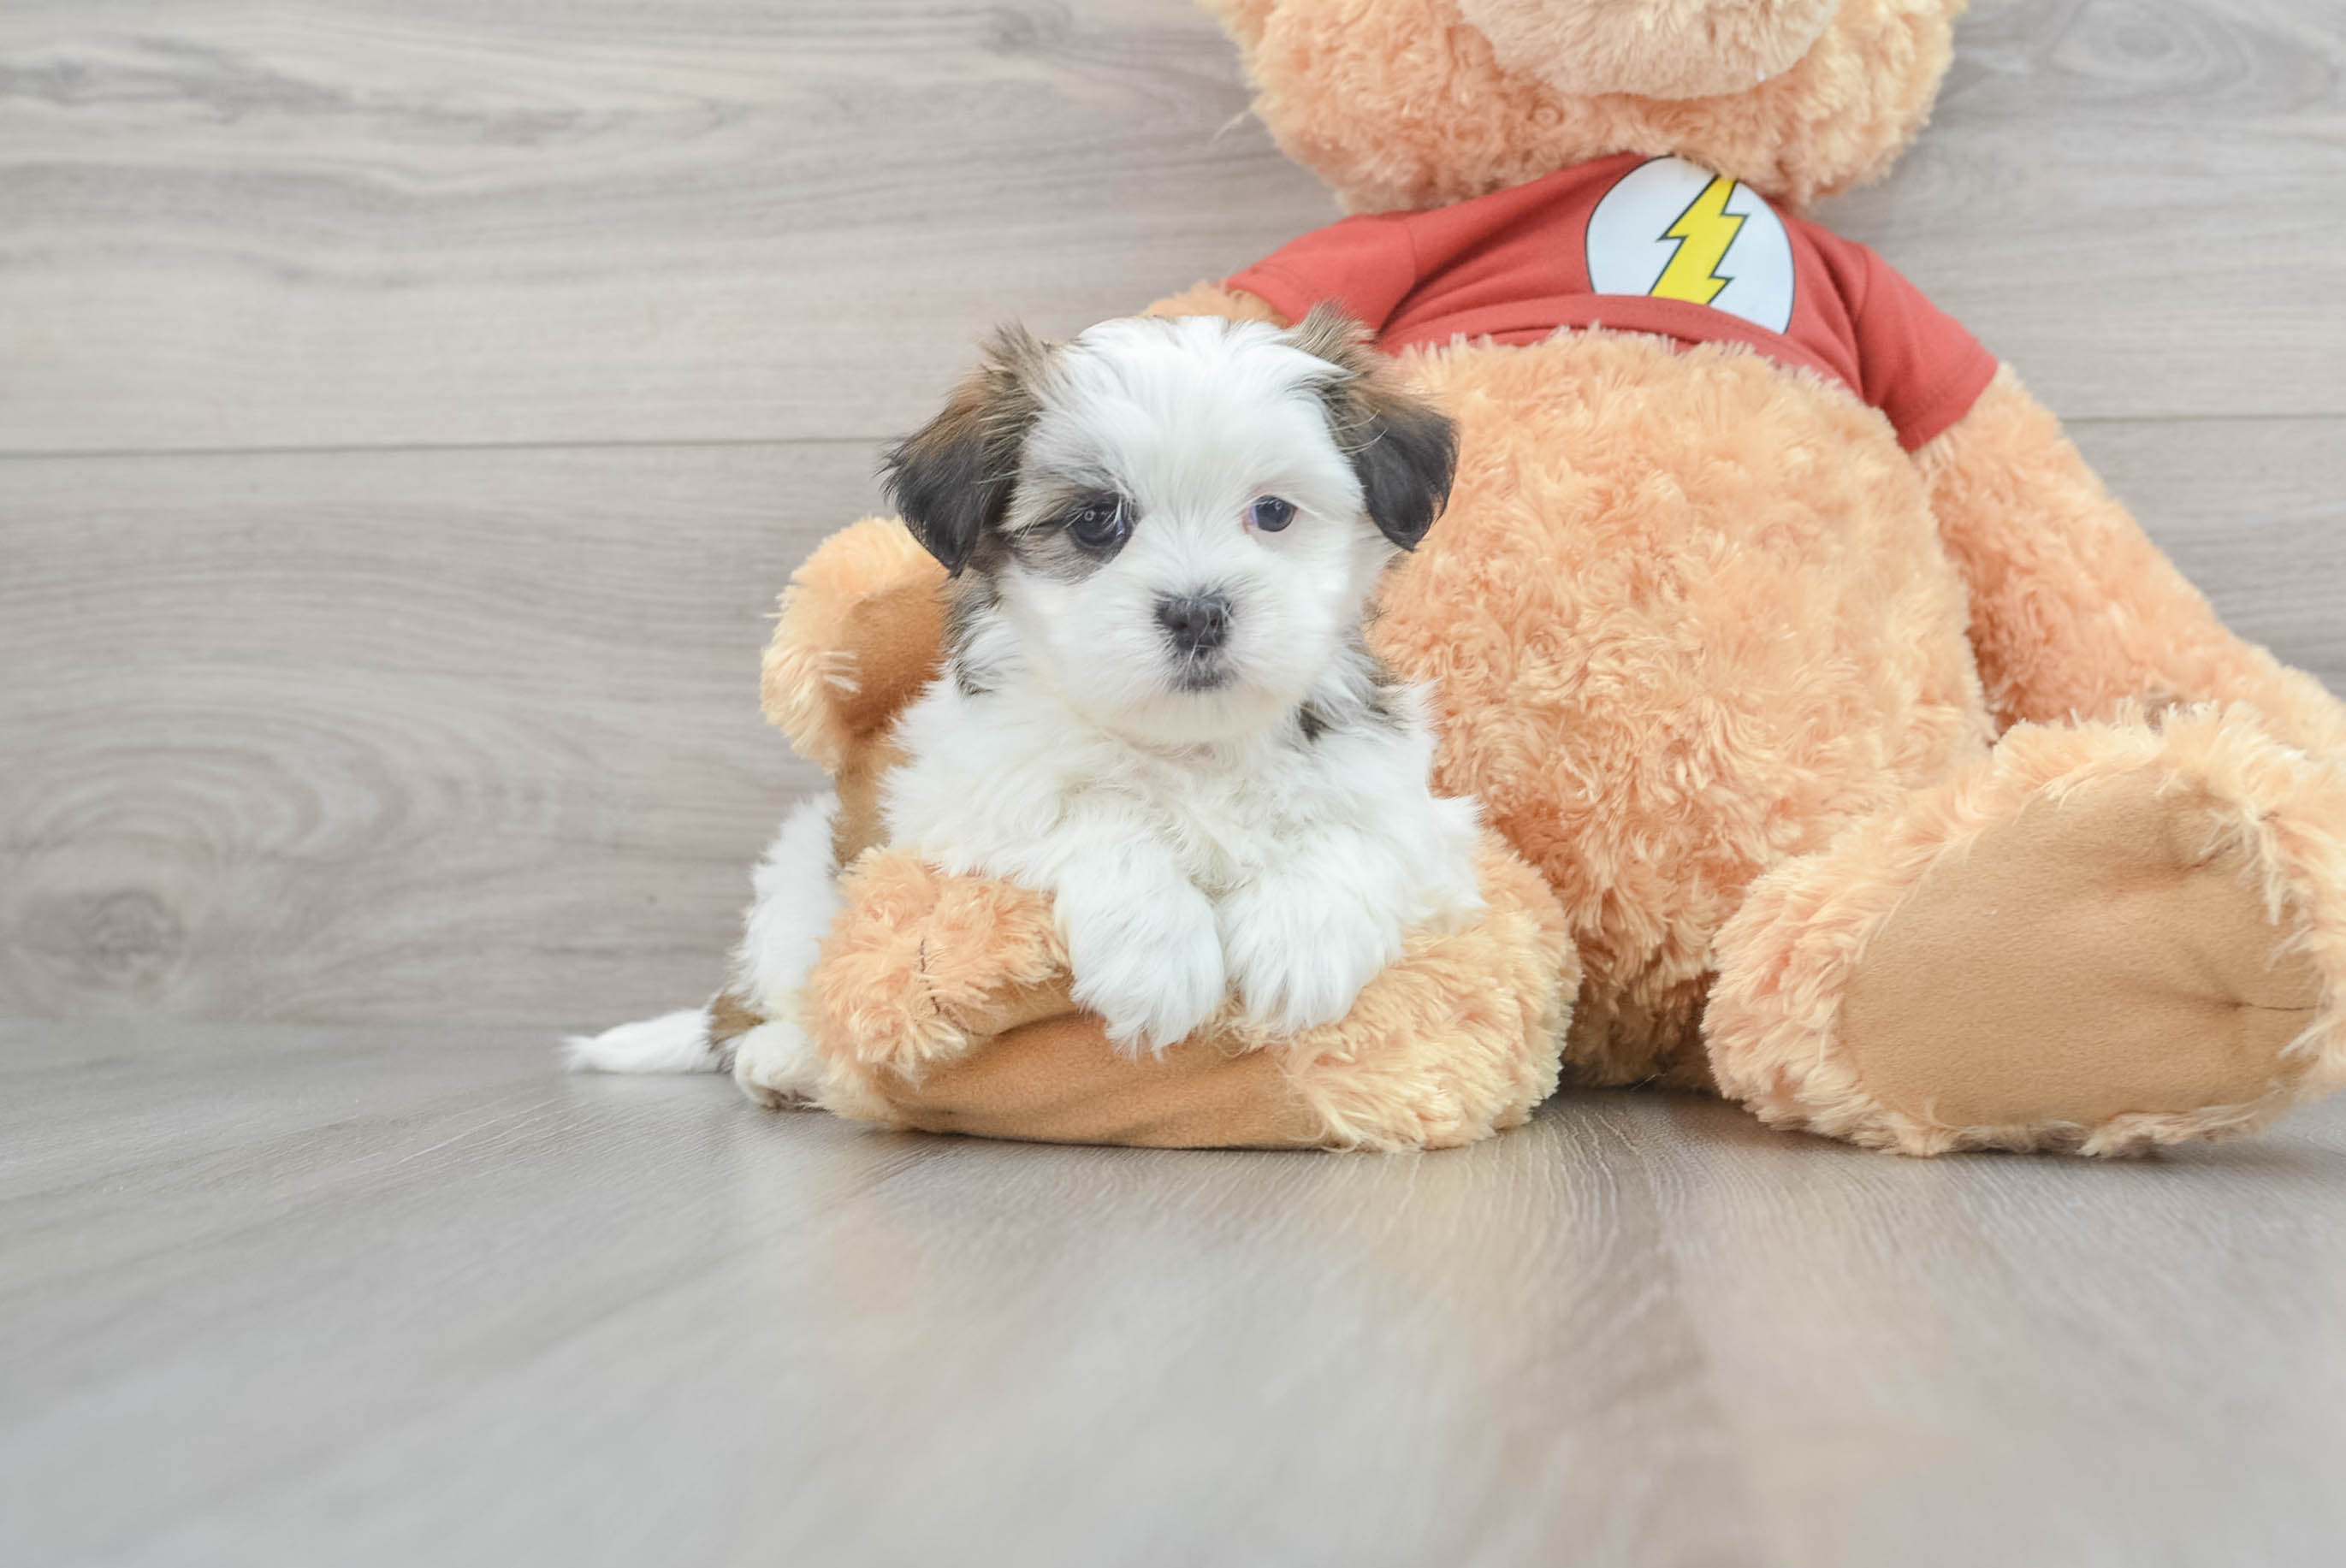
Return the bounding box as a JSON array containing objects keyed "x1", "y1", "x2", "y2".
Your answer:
[{"x1": 1650, "y1": 175, "x2": 1746, "y2": 307}]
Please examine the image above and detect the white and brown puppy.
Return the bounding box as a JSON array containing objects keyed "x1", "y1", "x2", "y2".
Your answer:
[{"x1": 569, "y1": 309, "x2": 1484, "y2": 1104}]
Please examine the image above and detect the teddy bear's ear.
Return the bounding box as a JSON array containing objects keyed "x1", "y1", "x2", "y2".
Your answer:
[
  {"x1": 881, "y1": 325, "x2": 1053, "y2": 577},
  {"x1": 1287, "y1": 305, "x2": 1458, "y2": 552},
  {"x1": 1456, "y1": 0, "x2": 1839, "y2": 101}
]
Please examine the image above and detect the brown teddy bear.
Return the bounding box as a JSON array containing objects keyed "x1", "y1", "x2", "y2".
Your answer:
[{"x1": 742, "y1": 0, "x2": 2346, "y2": 1157}]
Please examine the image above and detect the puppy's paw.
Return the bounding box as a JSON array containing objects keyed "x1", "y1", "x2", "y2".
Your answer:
[
  {"x1": 1061, "y1": 881, "x2": 1227, "y2": 1053},
  {"x1": 732, "y1": 1020, "x2": 825, "y2": 1109},
  {"x1": 1223, "y1": 880, "x2": 1400, "y2": 1038}
]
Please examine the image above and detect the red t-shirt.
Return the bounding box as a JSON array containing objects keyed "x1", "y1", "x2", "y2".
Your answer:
[{"x1": 1225, "y1": 152, "x2": 1997, "y2": 451}]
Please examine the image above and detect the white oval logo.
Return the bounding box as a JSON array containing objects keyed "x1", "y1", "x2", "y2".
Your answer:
[{"x1": 1585, "y1": 156, "x2": 1796, "y2": 334}]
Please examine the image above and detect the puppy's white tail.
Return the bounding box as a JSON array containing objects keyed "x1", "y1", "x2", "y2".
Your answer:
[
  {"x1": 563, "y1": 1006, "x2": 722, "y2": 1074},
  {"x1": 566, "y1": 789, "x2": 844, "y2": 1080}
]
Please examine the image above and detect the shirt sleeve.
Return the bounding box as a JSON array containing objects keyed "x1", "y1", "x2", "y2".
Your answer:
[
  {"x1": 1222, "y1": 211, "x2": 1421, "y2": 334},
  {"x1": 1816, "y1": 231, "x2": 1999, "y2": 451}
]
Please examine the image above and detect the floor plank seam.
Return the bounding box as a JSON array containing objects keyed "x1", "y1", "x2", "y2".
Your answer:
[
  {"x1": 0, "y1": 435, "x2": 889, "y2": 464},
  {"x1": 4, "y1": 413, "x2": 2337, "y2": 467}
]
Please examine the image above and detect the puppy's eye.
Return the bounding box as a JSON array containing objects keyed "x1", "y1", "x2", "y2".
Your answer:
[
  {"x1": 1067, "y1": 497, "x2": 1129, "y2": 551},
  {"x1": 1247, "y1": 495, "x2": 1295, "y2": 533}
]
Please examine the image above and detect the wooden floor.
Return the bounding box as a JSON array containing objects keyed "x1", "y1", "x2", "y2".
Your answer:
[
  {"x1": 8, "y1": 1021, "x2": 2346, "y2": 1566},
  {"x1": 5, "y1": 2, "x2": 2346, "y2": 1563}
]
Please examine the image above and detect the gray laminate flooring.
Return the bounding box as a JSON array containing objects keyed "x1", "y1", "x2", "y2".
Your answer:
[
  {"x1": 8, "y1": 1021, "x2": 2346, "y2": 1565},
  {"x1": 6, "y1": 3, "x2": 2346, "y2": 1564}
]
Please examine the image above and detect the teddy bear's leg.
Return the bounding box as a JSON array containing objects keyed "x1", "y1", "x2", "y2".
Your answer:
[
  {"x1": 1705, "y1": 707, "x2": 2346, "y2": 1155},
  {"x1": 1919, "y1": 366, "x2": 2346, "y2": 755}
]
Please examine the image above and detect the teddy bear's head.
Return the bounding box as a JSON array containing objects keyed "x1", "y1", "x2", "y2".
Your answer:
[{"x1": 1209, "y1": 0, "x2": 1966, "y2": 213}]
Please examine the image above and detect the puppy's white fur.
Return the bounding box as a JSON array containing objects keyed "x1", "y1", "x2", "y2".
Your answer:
[
  {"x1": 560, "y1": 1005, "x2": 715, "y2": 1076},
  {"x1": 723, "y1": 791, "x2": 844, "y2": 1104},
  {"x1": 890, "y1": 315, "x2": 1482, "y2": 1050},
  {"x1": 888, "y1": 663, "x2": 1482, "y2": 1048},
  {"x1": 567, "y1": 312, "x2": 1482, "y2": 1095},
  {"x1": 566, "y1": 790, "x2": 840, "y2": 1104}
]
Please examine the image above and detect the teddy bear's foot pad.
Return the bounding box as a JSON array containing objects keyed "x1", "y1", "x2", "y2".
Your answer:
[{"x1": 1840, "y1": 767, "x2": 2319, "y2": 1146}]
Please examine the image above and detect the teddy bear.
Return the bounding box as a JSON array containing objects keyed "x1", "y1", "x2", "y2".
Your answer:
[{"x1": 736, "y1": 0, "x2": 2346, "y2": 1157}]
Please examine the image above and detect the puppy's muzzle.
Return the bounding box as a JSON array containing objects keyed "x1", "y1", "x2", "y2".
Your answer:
[{"x1": 1156, "y1": 592, "x2": 1232, "y2": 656}]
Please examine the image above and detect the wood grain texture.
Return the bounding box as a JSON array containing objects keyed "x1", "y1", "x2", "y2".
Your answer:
[
  {"x1": 3, "y1": 1021, "x2": 2343, "y2": 1567},
  {"x1": 1825, "y1": 0, "x2": 2346, "y2": 420},
  {"x1": 0, "y1": 0, "x2": 2341, "y2": 458},
  {"x1": 3, "y1": 0, "x2": 2342, "y2": 1036},
  {"x1": 0, "y1": 445, "x2": 857, "y2": 1026},
  {"x1": 5, "y1": 417, "x2": 2342, "y2": 1027},
  {"x1": 0, "y1": 0, "x2": 1322, "y2": 453},
  {"x1": 6, "y1": 7, "x2": 2346, "y2": 1553},
  {"x1": 2064, "y1": 414, "x2": 2346, "y2": 676}
]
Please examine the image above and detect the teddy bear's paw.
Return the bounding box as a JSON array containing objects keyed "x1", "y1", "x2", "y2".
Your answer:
[
  {"x1": 1060, "y1": 878, "x2": 1227, "y2": 1055},
  {"x1": 1222, "y1": 878, "x2": 1402, "y2": 1038},
  {"x1": 1712, "y1": 709, "x2": 2346, "y2": 1156},
  {"x1": 807, "y1": 849, "x2": 1067, "y2": 1082},
  {"x1": 1861, "y1": 766, "x2": 2311, "y2": 1131},
  {"x1": 732, "y1": 1019, "x2": 826, "y2": 1110}
]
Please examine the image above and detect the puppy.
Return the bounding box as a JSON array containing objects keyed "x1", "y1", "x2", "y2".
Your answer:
[{"x1": 568, "y1": 308, "x2": 1484, "y2": 1106}]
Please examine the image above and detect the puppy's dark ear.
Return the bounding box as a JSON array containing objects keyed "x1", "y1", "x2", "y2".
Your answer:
[
  {"x1": 1348, "y1": 388, "x2": 1459, "y2": 552},
  {"x1": 1287, "y1": 304, "x2": 1458, "y2": 551},
  {"x1": 881, "y1": 325, "x2": 1052, "y2": 576}
]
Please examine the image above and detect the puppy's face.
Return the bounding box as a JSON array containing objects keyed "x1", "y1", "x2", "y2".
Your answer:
[{"x1": 884, "y1": 309, "x2": 1456, "y2": 745}]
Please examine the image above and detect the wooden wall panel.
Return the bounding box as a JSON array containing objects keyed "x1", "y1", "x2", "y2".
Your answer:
[
  {"x1": 2, "y1": 0, "x2": 2342, "y2": 1026},
  {"x1": 0, "y1": 1, "x2": 2338, "y2": 456}
]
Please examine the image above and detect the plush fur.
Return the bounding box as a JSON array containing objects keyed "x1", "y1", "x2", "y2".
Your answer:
[
  {"x1": 806, "y1": 833, "x2": 1573, "y2": 1151},
  {"x1": 1708, "y1": 703, "x2": 2346, "y2": 1154},
  {"x1": 1368, "y1": 328, "x2": 1991, "y2": 1088},
  {"x1": 874, "y1": 311, "x2": 1484, "y2": 1051},
  {"x1": 587, "y1": 0, "x2": 2346, "y2": 1158},
  {"x1": 1457, "y1": 0, "x2": 1841, "y2": 102},
  {"x1": 727, "y1": 0, "x2": 2346, "y2": 1158},
  {"x1": 573, "y1": 311, "x2": 1533, "y2": 1135},
  {"x1": 759, "y1": 513, "x2": 945, "y2": 778},
  {"x1": 1206, "y1": 0, "x2": 1964, "y2": 213},
  {"x1": 1916, "y1": 366, "x2": 2346, "y2": 758}
]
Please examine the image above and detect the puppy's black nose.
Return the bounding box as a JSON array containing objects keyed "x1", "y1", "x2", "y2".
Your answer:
[{"x1": 1156, "y1": 592, "x2": 1231, "y2": 654}]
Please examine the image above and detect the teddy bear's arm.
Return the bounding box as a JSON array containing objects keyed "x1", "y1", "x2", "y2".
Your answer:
[
  {"x1": 1916, "y1": 364, "x2": 2346, "y2": 754},
  {"x1": 806, "y1": 835, "x2": 1575, "y2": 1151},
  {"x1": 763, "y1": 516, "x2": 1576, "y2": 1151}
]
